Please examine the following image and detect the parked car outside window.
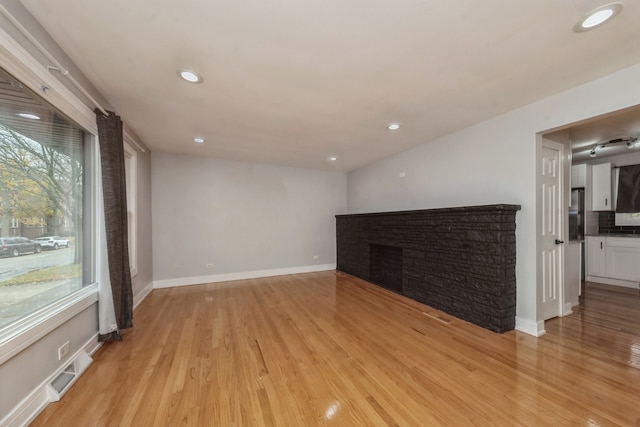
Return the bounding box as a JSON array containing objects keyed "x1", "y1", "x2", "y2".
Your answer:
[
  {"x1": 34, "y1": 236, "x2": 70, "y2": 250},
  {"x1": 0, "y1": 237, "x2": 42, "y2": 257}
]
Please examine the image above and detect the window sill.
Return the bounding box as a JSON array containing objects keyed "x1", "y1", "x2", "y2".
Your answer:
[{"x1": 0, "y1": 284, "x2": 98, "y2": 365}]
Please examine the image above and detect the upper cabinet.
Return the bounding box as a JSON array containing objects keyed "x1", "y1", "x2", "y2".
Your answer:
[
  {"x1": 592, "y1": 162, "x2": 613, "y2": 211},
  {"x1": 571, "y1": 164, "x2": 587, "y2": 188}
]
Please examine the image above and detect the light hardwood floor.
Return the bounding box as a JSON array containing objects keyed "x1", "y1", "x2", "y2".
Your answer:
[{"x1": 32, "y1": 272, "x2": 640, "y2": 426}]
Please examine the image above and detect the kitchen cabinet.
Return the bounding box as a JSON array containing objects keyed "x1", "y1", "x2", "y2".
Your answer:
[
  {"x1": 571, "y1": 164, "x2": 587, "y2": 188},
  {"x1": 591, "y1": 162, "x2": 613, "y2": 211},
  {"x1": 586, "y1": 236, "x2": 606, "y2": 277},
  {"x1": 606, "y1": 238, "x2": 640, "y2": 282},
  {"x1": 586, "y1": 235, "x2": 640, "y2": 288}
]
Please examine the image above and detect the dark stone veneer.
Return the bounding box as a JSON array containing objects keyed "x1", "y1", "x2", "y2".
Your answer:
[{"x1": 336, "y1": 204, "x2": 521, "y2": 333}]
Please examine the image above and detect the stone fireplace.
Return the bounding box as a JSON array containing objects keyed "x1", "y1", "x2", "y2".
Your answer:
[
  {"x1": 369, "y1": 244, "x2": 403, "y2": 293},
  {"x1": 336, "y1": 204, "x2": 521, "y2": 333}
]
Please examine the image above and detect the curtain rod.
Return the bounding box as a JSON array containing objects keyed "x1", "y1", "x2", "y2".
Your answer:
[
  {"x1": 0, "y1": 5, "x2": 108, "y2": 115},
  {"x1": 0, "y1": 4, "x2": 145, "y2": 153}
]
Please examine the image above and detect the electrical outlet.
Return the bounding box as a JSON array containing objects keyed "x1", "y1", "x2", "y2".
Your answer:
[
  {"x1": 205, "y1": 263, "x2": 214, "y2": 269},
  {"x1": 58, "y1": 341, "x2": 70, "y2": 360},
  {"x1": 313, "y1": 255, "x2": 319, "y2": 260}
]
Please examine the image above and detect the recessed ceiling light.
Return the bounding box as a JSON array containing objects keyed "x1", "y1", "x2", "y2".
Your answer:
[
  {"x1": 329, "y1": 156, "x2": 337, "y2": 161},
  {"x1": 193, "y1": 137, "x2": 205, "y2": 143},
  {"x1": 387, "y1": 123, "x2": 400, "y2": 131},
  {"x1": 17, "y1": 113, "x2": 40, "y2": 120},
  {"x1": 178, "y1": 69, "x2": 203, "y2": 83},
  {"x1": 574, "y1": 3, "x2": 622, "y2": 32}
]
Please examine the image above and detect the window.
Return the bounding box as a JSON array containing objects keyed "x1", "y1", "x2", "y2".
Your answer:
[
  {"x1": 0, "y1": 68, "x2": 89, "y2": 331},
  {"x1": 124, "y1": 141, "x2": 137, "y2": 276}
]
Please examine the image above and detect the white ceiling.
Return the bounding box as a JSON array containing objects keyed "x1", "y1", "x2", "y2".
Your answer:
[{"x1": 20, "y1": 0, "x2": 640, "y2": 171}]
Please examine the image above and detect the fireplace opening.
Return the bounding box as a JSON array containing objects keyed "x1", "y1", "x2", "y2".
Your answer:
[{"x1": 370, "y1": 244, "x2": 403, "y2": 294}]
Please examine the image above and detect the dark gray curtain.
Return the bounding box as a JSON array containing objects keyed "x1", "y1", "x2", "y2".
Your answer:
[
  {"x1": 95, "y1": 109, "x2": 133, "y2": 341},
  {"x1": 616, "y1": 164, "x2": 640, "y2": 213}
]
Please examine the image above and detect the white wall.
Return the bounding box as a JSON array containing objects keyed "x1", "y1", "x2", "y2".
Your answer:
[
  {"x1": 152, "y1": 153, "x2": 347, "y2": 284},
  {"x1": 0, "y1": 305, "x2": 98, "y2": 419},
  {"x1": 347, "y1": 63, "x2": 640, "y2": 334}
]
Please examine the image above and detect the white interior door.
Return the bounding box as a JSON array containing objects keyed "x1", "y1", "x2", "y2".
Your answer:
[{"x1": 539, "y1": 140, "x2": 564, "y2": 321}]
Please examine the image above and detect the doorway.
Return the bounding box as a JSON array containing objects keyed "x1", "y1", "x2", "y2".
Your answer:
[{"x1": 540, "y1": 104, "x2": 640, "y2": 328}]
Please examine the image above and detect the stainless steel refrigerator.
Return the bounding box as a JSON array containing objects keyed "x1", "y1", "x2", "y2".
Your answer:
[
  {"x1": 569, "y1": 188, "x2": 585, "y2": 280},
  {"x1": 569, "y1": 189, "x2": 584, "y2": 241}
]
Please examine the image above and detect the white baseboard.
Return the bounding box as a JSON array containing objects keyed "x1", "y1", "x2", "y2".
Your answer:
[
  {"x1": 153, "y1": 263, "x2": 336, "y2": 289},
  {"x1": 562, "y1": 303, "x2": 573, "y2": 316},
  {"x1": 0, "y1": 333, "x2": 99, "y2": 427},
  {"x1": 2, "y1": 286, "x2": 153, "y2": 427},
  {"x1": 0, "y1": 386, "x2": 48, "y2": 427},
  {"x1": 515, "y1": 317, "x2": 546, "y2": 337},
  {"x1": 133, "y1": 281, "x2": 154, "y2": 310},
  {"x1": 586, "y1": 275, "x2": 640, "y2": 289}
]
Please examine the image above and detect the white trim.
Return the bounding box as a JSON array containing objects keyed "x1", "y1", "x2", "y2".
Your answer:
[
  {"x1": 124, "y1": 142, "x2": 138, "y2": 277},
  {"x1": 515, "y1": 317, "x2": 546, "y2": 337},
  {"x1": 0, "y1": 285, "x2": 98, "y2": 365},
  {"x1": 586, "y1": 275, "x2": 639, "y2": 289},
  {"x1": 562, "y1": 303, "x2": 573, "y2": 316},
  {"x1": 0, "y1": 332, "x2": 99, "y2": 427},
  {"x1": 133, "y1": 281, "x2": 154, "y2": 310},
  {"x1": 0, "y1": 286, "x2": 150, "y2": 427},
  {"x1": 85, "y1": 335, "x2": 103, "y2": 357},
  {"x1": 0, "y1": 379, "x2": 49, "y2": 427},
  {"x1": 124, "y1": 130, "x2": 146, "y2": 153},
  {"x1": 153, "y1": 263, "x2": 337, "y2": 289}
]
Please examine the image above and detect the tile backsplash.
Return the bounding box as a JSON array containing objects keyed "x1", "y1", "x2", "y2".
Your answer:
[{"x1": 598, "y1": 211, "x2": 640, "y2": 235}]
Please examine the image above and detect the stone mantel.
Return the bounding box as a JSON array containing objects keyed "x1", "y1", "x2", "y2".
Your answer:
[{"x1": 336, "y1": 204, "x2": 521, "y2": 333}]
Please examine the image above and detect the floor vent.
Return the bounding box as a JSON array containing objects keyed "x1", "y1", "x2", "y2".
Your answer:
[{"x1": 46, "y1": 350, "x2": 92, "y2": 402}]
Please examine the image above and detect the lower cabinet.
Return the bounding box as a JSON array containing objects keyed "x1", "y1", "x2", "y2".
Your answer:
[
  {"x1": 606, "y1": 238, "x2": 640, "y2": 281},
  {"x1": 586, "y1": 236, "x2": 606, "y2": 277},
  {"x1": 586, "y1": 236, "x2": 640, "y2": 288}
]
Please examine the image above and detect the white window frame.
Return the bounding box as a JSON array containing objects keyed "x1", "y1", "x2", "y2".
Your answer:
[
  {"x1": 123, "y1": 141, "x2": 138, "y2": 277},
  {"x1": 0, "y1": 22, "x2": 101, "y2": 363}
]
